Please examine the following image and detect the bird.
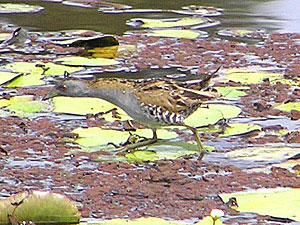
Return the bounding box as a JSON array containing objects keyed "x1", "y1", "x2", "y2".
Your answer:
[{"x1": 43, "y1": 70, "x2": 219, "y2": 160}]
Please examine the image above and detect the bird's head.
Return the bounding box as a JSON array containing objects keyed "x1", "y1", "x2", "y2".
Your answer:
[{"x1": 43, "y1": 80, "x2": 88, "y2": 100}]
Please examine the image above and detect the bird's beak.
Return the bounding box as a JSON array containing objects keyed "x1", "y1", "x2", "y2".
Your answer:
[{"x1": 43, "y1": 90, "x2": 58, "y2": 100}]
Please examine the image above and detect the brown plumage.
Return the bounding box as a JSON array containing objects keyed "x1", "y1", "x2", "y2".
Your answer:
[{"x1": 44, "y1": 72, "x2": 219, "y2": 160}]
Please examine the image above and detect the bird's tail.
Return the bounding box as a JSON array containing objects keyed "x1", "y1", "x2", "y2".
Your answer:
[{"x1": 181, "y1": 66, "x2": 222, "y2": 90}]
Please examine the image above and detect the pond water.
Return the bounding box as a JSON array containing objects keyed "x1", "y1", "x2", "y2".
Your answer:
[{"x1": 1, "y1": 0, "x2": 300, "y2": 34}]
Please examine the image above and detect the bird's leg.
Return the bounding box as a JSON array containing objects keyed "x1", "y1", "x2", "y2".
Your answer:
[
  {"x1": 184, "y1": 124, "x2": 206, "y2": 161},
  {"x1": 114, "y1": 128, "x2": 158, "y2": 153}
]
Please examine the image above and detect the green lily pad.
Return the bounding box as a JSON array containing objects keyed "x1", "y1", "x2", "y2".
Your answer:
[
  {"x1": 215, "y1": 86, "x2": 248, "y2": 99},
  {"x1": 144, "y1": 29, "x2": 208, "y2": 39},
  {"x1": 0, "y1": 95, "x2": 33, "y2": 108},
  {"x1": 225, "y1": 68, "x2": 283, "y2": 84},
  {"x1": 4, "y1": 62, "x2": 83, "y2": 87},
  {"x1": 51, "y1": 96, "x2": 131, "y2": 121},
  {"x1": 54, "y1": 56, "x2": 120, "y2": 66},
  {"x1": 0, "y1": 71, "x2": 21, "y2": 85},
  {"x1": 127, "y1": 17, "x2": 208, "y2": 29},
  {"x1": 72, "y1": 127, "x2": 178, "y2": 148},
  {"x1": 0, "y1": 190, "x2": 80, "y2": 223},
  {"x1": 220, "y1": 188, "x2": 300, "y2": 222},
  {"x1": 198, "y1": 123, "x2": 261, "y2": 137},
  {"x1": 274, "y1": 102, "x2": 300, "y2": 112},
  {"x1": 7, "y1": 101, "x2": 46, "y2": 116},
  {"x1": 185, "y1": 104, "x2": 241, "y2": 127},
  {"x1": 0, "y1": 3, "x2": 44, "y2": 14}
]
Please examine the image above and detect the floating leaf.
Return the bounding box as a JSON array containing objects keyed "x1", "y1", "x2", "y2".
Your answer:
[
  {"x1": 219, "y1": 123, "x2": 261, "y2": 137},
  {"x1": 274, "y1": 102, "x2": 300, "y2": 112},
  {"x1": 72, "y1": 127, "x2": 178, "y2": 148},
  {"x1": 144, "y1": 29, "x2": 208, "y2": 39},
  {"x1": 179, "y1": 5, "x2": 223, "y2": 17},
  {"x1": 87, "y1": 46, "x2": 119, "y2": 58},
  {"x1": 54, "y1": 56, "x2": 119, "y2": 66},
  {"x1": 127, "y1": 17, "x2": 208, "y2": 29},
  {"x1": 4, "y1": 62, "x2": 83, "y2": 87},
  {"x1": 220, "y1": 188, "x2": 300, "y2": 222},
  {"x1": 215, "y1": 86, "x2": 248, "y2": 99},
  {"x1": 226, "y1": 147, "x2": 300, "y2": 163},
  {"x1": 50, "y1": 96, "x2": 131, "y2": 121},
  {"x1": 0, "y1": 71, "x2": 21, "y2": 85},
  {"x1": 53, "y1": 35, "x2": 118, "y2": 48},
  {"x1": 0, "y1": 95, "x2": 34, "y2": 108},
  {"x1": 185, "y1": 104, "x2": 241, "y2": 127},
  {"x1": 225, "y1": 68, "x2": 283, "y2": 84},
  {"x1": 0, "y1": 190, "x2": 80, "y2": 223},
  {"x1": 0, "y1": 3, "x2": 44, "y2": 14},
  {"x1": 7, "y1": 101, "x2": 46, "y2": 116}
]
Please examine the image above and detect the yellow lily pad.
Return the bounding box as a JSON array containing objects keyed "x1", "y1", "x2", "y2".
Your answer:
[
  {"x1": 0, "y1": 95, "x2": 46, "y2": 117},
  {"x1": 54, "y1": 56, "x2": 119, "y2": 66},
  {"x1": 144, "y1": 29, "x2": 208, "y2": 39},
  {"x1": 51, "y1": 96, "x2": 131, "y2": 121},
  {"x1": 215, "y1": 86, "x2": 248, "y2": 99},
  {"x1": 226, "y1": 147, "x2": 300, "y2": 162},
  {"x1": 220, "y1": 188, "x2": 300, "y2": 222},
  {"x1": 0, "y1": 71, "x2": 21, "y2": 85},
  {"x1": 185, "y1": 104, "x2": 241, "y2": 127},
  {"x1": 128, "y1": 17, "x2": 207, "y2": 28},
  {"x1": 72, "y1": 127, "x2": 178, "y2": 148},
  {"x1": 225, "y1": 68, "x2": 283, "y2": 84},
  {"x1": 274, "y1": 102, "x2": 300, "y2": 112},
  {"x1": 4, "y1": 62, "x2": 83, "y2": 87},
  {"x1": 0, "y1": 95, "x2": 33, "y2": 108}
]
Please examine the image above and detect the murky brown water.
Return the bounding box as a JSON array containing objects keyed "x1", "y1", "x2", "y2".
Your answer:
[{"x1": 0, "y1": 0, "x2": 298, "y2": 34}]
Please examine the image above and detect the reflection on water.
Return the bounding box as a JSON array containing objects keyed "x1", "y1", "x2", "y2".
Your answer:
[
  {"x1": 0, "y1": 0, "x2": 296, "y2": 34},
  {"x1": 253, "y1": 0, "x2": 300, "y2": 33}
]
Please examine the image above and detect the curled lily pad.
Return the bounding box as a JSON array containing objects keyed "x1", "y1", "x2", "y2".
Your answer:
[
  {"x1": 52, "y1": 35, "x2": 119, "y2": 49},
  {"x1": 0, "y1": 71, "x2": 21, "y2": 85},
  {"x1": 144, "y1": 29, "x2": 208, "y2": 39},
  {"x1": 0, "y1": 3, "x2": 44, "y2": 14},
  {"x1": 126, "y1": 17, "x2": 208, "y2": 29},
  {"x1": 0, "y1": 190, "x2": 80, "y2": 223},
  {"x1": 220, "y1": 188, "x2": 300, "y2": 222},
  {"x1": 54, "y1": 56, "x2": 120, "y2": 66}
]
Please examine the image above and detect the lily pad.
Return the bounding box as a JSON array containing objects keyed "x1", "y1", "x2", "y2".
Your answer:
[
  {"x1": 0, "y1": 3, "x2": 44, "y2": 14},
  {"x1": 0, "y1": 71, "x2": 21, "y2": 85},
  {"x1": 225, "y1": 68, "x2": 283, "y2": 84},
  {"x1": 185, "y1": 104, "x2": 241, "y2": 127},
  {"x1": 215, "y1": 86, "x2": 249, "y2": 99},
  {"x1": 0, "y1": 95, "x2": 34, "y2": 108},
  {"x1": 144, "y1": 29, "x2": 208, "y2": 39},
  {"x1": 54, "y1": 56, "x2": 120, "y2": 66},
  {"x1": 4, "y1": 62, "x2": 83, "y2": 87},
  {"x1": 7, "y1": 101, "x2": 46, "y2": 116},
  {"x1": 50, "y1": 96, "x2": 131, "y2": 121},
  {"x1": 220, "y1": 188, "x2": 300, "y2": 222},
  {"x1": 126, "y1": 17, "x2": 208, "y2": 29},
  {"x1": 0, "y1": 190, "x2": 80, "y2": 223},
  {"x1": 72, "y1": 127, "x2": 178, "y2": 148},
  {"x1": 274, "y1": 102, "x2": 300, "y2": 112}
]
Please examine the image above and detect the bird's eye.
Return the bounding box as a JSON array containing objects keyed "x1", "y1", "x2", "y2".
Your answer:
[{"x1": 59, "y1": 84, "x2": 67, "y2": 91}]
